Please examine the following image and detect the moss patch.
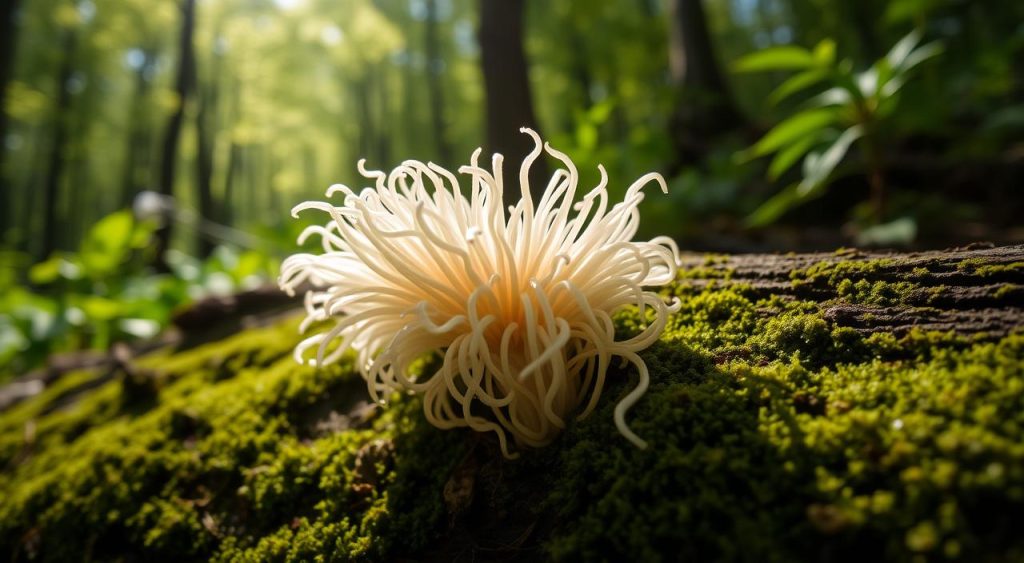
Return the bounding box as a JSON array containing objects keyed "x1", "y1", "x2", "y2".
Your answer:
[{"x1": 1, "y1": 279, "x2": 1023, "y2": 561}]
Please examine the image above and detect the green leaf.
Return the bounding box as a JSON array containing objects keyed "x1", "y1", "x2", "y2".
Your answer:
[
  {"x1": 733, "y1": 46, "x2": 815, "y2": 72},
  {"x1": 78, "y1": 295, "x2": 122, "y2": 322},
  {"x1": 130, "y1": 219, "x2": 159, "y2": 249},
  {"x1": 886, "y1": 30, "x2": 923, "y2": 70},
  {"x1": 857, "y1": 70, "x2": 879, "y2": 97},
  {"x1": 798, "y1": 125, "x2": 864, "y2": 195},
  {"x1": 812, "y1": 39, "x2": 837, "y2": 66},
  {"x1": 884, "y1": 0, "x2": 939, "y2": 24},
  {"x1": 79, "y1": 211, "x2": 134, "y2": 278},
  {"x1": 29, "y1": 256, "x2": 63, "y2": 285},
  {"x1": 118, "y1": 318, "x2": 161, "y2": 339},
  {"x1": 745, "y1": 183, "x2": 802, "y2": 227},
  {"x1": 586, "y1": 99, "x2": 616, "y2": 124},
  {"x1": 856, "y1": 217, "x2": 918, "y2": 246},
  {"x1": 233, "y1": 251, "x2": 266, "y2": 282},
  {"x1": 769, "y1": 70, "x2": 828, "y2": 105},
  {"x1": 898, "y1": 41, "x2": 942, "y2": 73},
  {"x1": 810, "y1": 87, "x2": 853, "y2": 107},
  {"x1": 768, "y1": 134, "x2": 819, "y2": 180},
  {"x1": 751, "y1": 109, "x2": 837, "y2": 157}
]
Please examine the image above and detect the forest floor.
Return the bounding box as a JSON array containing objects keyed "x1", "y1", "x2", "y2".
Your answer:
[{"x1": 1, "y1": 244, "x2": 1022, "y2": 561}]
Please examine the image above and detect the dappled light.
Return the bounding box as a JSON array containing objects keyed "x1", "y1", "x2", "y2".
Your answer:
[{"x1": 0, "y1": 0, "x2": 1022, "y2": 560}]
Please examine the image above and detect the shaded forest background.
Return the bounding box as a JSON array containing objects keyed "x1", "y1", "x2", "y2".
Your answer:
[{"x1": 0, "y1": 0, "x2": 1023, "y2": 378}]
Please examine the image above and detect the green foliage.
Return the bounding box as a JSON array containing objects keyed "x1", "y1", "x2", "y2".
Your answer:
[
  {"x1": 0, "y1": 212, "x2": 279, "y2": 382},
  {"x1": 736, "y1": 31, "x2": 943, "y2": 228}
]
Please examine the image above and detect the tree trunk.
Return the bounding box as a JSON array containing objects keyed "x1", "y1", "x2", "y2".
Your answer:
[
  {"x1": 195, "y1": 61, "x2": 219, "y2": 257},
  {"x1": 222, "y1": 142, "x2": 240, "y2": 225},
  {"x1": 478, "y1": 0, "x2": 546, "y2": 209},
  {"x1": 0, "y1": 0, "x2": 20, "y2": 189},
  {"x1": 666, "y1": 0, "x2": 746, "y2": 172},
  {"x1": 154, "y1": 0, "x2": 197, "y2": 269},
  {"x1": 424, "y1": 0, "x2": 453, "y2": 165},
  {"x1": 38, "y1": 31, "x2": 76, "y2": 261}
]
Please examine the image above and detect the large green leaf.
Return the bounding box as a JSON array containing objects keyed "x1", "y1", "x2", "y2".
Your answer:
[
  {"x1": 751, "y1": 109, "x2": 837, "y2": 157},
  {"x1": 886, "y1": 30, "x2": 923, "y2": 70},
  {"x1": 733, "y1": 46, "x2": 815, "y2": 72},
  {"x1": 812, "y1": 39, "x2": 837, "y2": 66},
  {"x1": 768, "y1": 134, "x2": 819, "y2": 180},
  {"x1": 28, "y1": 256, "x2": 63, "y2": 285},
  {"x1": 78, "y1": 295, "x2": 122, "y2": 322},
  {"x1": 79, "y1": 210, "x2": 135, "y2": 278},
  {"x1": 810, "y1": 86, "x2": 854, "y2": 107},
  {"x1": 745, "y1": 183, "x2": 802, "y2": 227},
  {"x1": 769, "y1": 69, "x2": 828, "y2": 105},
  {"x1": 898, "y1": 41, "x2": 942, "y2": 73},
  {"x1": 798, "y1": 125, "x2": 864, "y2": 195}
]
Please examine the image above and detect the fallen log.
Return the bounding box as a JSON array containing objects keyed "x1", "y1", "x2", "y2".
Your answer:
[{"x1": 0, "y1": 244, "x2": 1022, "y2": 562}]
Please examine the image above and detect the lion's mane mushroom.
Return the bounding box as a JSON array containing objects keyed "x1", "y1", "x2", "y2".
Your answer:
[{"x1": 280, "y1": 128, "x2": 679, "y2": 458}]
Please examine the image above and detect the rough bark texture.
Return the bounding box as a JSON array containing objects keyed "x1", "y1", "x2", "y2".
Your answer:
[
  {"x1": 680, "y1": 243, "x2": 1024, "y2": 336},
  {"x1": 1, "y1": 245, "x2": 1022, "y2": 562}
]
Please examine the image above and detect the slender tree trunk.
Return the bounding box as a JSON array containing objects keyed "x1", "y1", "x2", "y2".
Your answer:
[
  {"x1": 222, "y1": 142, "x2": 239, "y2": 225},
  {"x1": 567, "y1": 23, "x2": 594, "y2": 111},
  {"x1": 424, "y1": 0, "x2": 452, "y2": 165},
  {"x1": 666, "y1": 0, "x2": 745, "y2": 172},
  {"x1": 18, "y1": 126, "x2": 44, "y2": 254},
  {"x1": 154, "y1": 0, "x2": 197, "y2": 269},
  {"x1": 195, "y1": 59, "x2": 219, "y2": 257},
  {"x1": 0, "y1": 0, "x2": 21, "y2": 242},
  {"x1": 0, "y1": 0, "x2": 21, "y2": 186},
  {"x1": 39, "y1": 31, "x2": 76, "y2": 261},
  {"x1": 478, "y1": 0, "x2": 546, "y2": 209}
]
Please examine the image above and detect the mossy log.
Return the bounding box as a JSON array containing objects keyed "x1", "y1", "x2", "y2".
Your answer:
[{"x1": 1, "y1": 244, "x2": 1022, "y2": 562}]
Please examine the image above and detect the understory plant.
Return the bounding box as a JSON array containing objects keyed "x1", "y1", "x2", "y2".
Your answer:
[
  {"x1": 0, "y1": 211, "x2": 279, "y2": 381},
  {"x1": 735, "y1": 30, "x2": 942, "y2": 229}
]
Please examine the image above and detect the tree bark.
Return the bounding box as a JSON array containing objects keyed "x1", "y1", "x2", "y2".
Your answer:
[
  {"x1": 154, "y1": 0, "x2": 197, "y2": 269},
  {"x1": 478, "y1": 0, "x2": 546, "y2": 209},
  {"x1": 666, "y1": 0, "x2": 746, "y2": 172},
  {"x1": 38, "y1": 31, "x2": 76, "y2": 261},
  {"x1": 680, "y1": 244, "x2": 1024, "y2": 336}
]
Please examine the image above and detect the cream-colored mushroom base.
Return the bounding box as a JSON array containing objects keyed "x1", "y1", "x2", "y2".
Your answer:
[{"x1": 279, "y1": 128, "x2": 679, "y2": 457}]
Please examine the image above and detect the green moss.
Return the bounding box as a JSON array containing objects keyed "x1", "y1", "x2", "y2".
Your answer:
[
  {"x1": 835, "y1": 278, "x2": 921, "y2": 306},
  {"x1": 957, "y1": 259, "x2": 1024, "y2": 277},
  {"x1": 995, "y1": 284, "x2": 1023, "y2": 299},
  {"x1": 0, "y1": 316, "x2": 464, "y2": 561},
  {"x1": 1, "y1": 279, "x2": 1022, "y2": 561},
  {"x1": 791, "y1": 258, "x2": 896, "y2": 286}
]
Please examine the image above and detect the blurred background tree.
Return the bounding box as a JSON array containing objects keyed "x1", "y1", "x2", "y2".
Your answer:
[{"x1": 0, "y1": 0, "x2": 1022, "y2": 378}]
